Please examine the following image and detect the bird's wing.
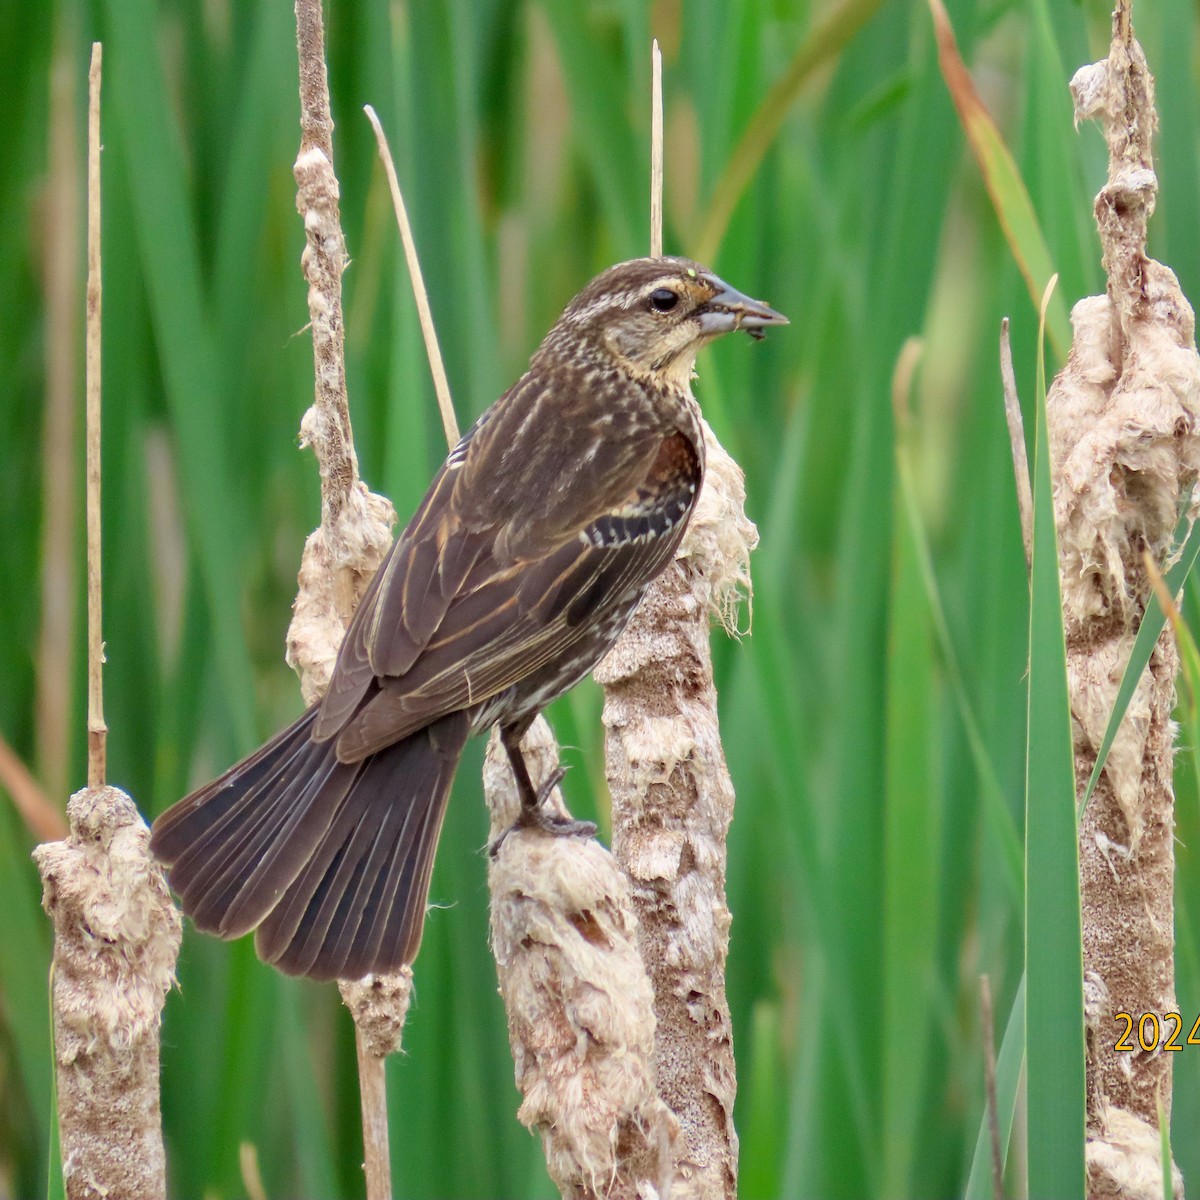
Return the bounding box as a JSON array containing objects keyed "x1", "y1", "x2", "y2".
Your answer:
[{"x1": 315, "y1": 369, "x2": 701, "y2": 760}]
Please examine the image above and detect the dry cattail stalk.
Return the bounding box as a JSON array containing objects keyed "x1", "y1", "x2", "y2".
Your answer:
[
  {"x1": 287, "y1": 0, "x2": 396, "y2": 707},
  {"x1": 650, "y1": 39, "x2": 663, "y2": 260},
  {"x1": 341, "y1": 970, "x2": 414, "y2": 1200},
  {"x1": 594, "y1": 423, "x2": 757, "y2": 1199},
  {"x1": 485, "y1": 717, "x2": 677, "y2": 1200},
  {"x1": 480, "y1": 424, "x2": 756, "y2": 1200},
  {"x1": 34, "y1": 786, "x2": 182, "y2": 1200},
  {"x1": 1051, "y1": 3, "x2": 1199, "y2": 1192},
  {"x1": 33, "y1": 46, "x2": 182, "y2": 1200}
]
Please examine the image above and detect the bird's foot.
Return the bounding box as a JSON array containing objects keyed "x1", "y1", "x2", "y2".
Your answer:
[{"x1": 488, "y1": 767, "x2": 596, "y2": 857}]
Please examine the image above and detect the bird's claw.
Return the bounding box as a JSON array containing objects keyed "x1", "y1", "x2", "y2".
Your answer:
[
  {"x1": 532, "y1": 765, "x2": 567, "y2": 808},
  {"x1": 488, "y1": 766, "x2": 596, "y2": 857}
]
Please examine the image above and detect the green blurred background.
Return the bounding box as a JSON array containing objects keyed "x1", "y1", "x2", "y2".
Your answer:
[{"x1": 3, "y1": 0, "x2": 1200, "y2": 1196}]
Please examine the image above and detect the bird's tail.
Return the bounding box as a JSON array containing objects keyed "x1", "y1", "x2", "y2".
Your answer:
[{"x1": 150, "y1": 706, "x2": 470, "y2": 980}]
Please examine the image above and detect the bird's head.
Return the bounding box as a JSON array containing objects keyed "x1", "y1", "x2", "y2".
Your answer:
[{"x1": 543, "y1": 256, "x2": 788, "y2": 387}]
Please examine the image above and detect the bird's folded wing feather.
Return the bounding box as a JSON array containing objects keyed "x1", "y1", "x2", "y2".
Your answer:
[{"x1": 314, "y1": 369, "x2": 700, "y2": 760}]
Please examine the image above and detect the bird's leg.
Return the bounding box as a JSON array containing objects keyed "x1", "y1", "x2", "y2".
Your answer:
[{"x1": 490, "y1": 725, "x2": 596, "y2": 856}]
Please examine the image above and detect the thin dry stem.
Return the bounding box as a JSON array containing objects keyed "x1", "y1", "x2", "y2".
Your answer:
[
  {"x1": 85, "y1": 43, "x2": 105, "y2": 788},
  {"x1": 650, "y1": 39, "x2": 663, "y2": 258},
  {"x1": 357, "y1": 1053, "x2": 390, "y2": 1200},
  {"x1": 363, "y1": 105, "x2": 459, "y2": 448},
  {"x1": 999, "y1": 318, "x2": 1033, "y2": 575},
  {"x1": 340, "y1": 972, "x2": 412, "y2": 1200}
]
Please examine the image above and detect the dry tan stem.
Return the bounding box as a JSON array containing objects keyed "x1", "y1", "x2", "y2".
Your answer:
[
  {"x1": 999, "y1": 318, "x2": 1032, "y2": 575},
  {"x1": 37, "y1": 21, "x2": 81, "y2": 803},
  {"x1": 287, "y1": 0, "x2": 396, "y2": 706},
  {"x1": 594, "y1": 425, "x2": 757, "y2": 1200},
  {"x1": 1052, "y1": 4, "x2": 1200, "y2": 1193},
  {"x1": 340, "y1": 972, "x2": 413, "y2": 1200},
  {"x1": 33, "y1": 787, "x2": 182, "y2": 1200},
  {"x1": 650, "y1": 40, "x2": 663, "y2": 259},
  {"x1": 363, "y1": 106, "x2": 459, "y2": 448},
  {"x1": 85, "y1": 44, "x2": 105, "y2": 788},
  {"x1": 485, "y1": 719, "x2": 676, "y2": 1200}
]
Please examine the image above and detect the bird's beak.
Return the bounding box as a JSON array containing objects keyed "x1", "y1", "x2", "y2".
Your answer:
[{"x1": 696, "y1": 277, "x2": 789, "y2": 337}]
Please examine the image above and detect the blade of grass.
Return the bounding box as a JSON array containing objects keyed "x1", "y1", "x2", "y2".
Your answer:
[
  {"x1": 694, "y1": 0, "x2": 884, "y2": 263},
  {"x1": 276, "y1": 982, "x2": 339, "y2": 1199},
  {"x1": 882, "y1": 340, "x2": 941, "y2": 1198},
  {"x1": 927, "y1": 0, "x2": 1071, "y2": 359},
  {"x1": 537, "y1": 0, "x2": 642, "y2": 253},
  {"x1": 103, "y1": 0, "x2": 258, "y2": 753},
  {"x1": 896, "y1": 418, "x2": 1023, "y2": 907},
  {"x1": 1024, "y1": 276, "x2": 1085, "y2": 1197},
  {"x1": 739, "y1": 1002, "x2": 785, "y2": 1199},
  {"x1": 1078, "y1": 508, "x2": 1200, "y2": 817},
  {"x1": 1157, "y1": 1091, "x2": 1172, "y2": 1200},
  {"x1": 964, "y1": 975, "x2": 1026, "y2": 1200},
  {"x1": 1024, "y1": 0, "x2": 1103, "y2": 306}
]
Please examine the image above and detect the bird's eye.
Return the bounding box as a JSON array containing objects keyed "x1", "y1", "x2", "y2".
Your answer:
[{"x1": 649, "y1": 288, "x2": 679, "y2": 313}]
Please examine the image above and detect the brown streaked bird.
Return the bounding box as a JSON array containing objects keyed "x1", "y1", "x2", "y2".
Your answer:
[{"x1": 151, "y1": 256, "x2": 787, "y2": 981}]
